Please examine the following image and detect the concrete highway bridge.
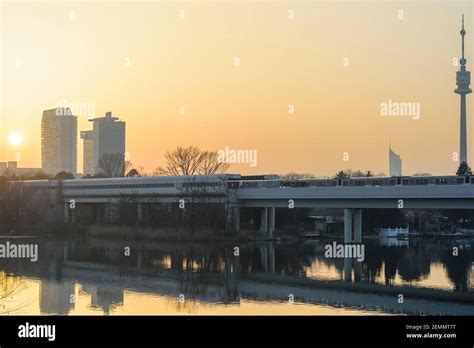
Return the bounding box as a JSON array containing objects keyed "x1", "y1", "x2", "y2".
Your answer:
[{"x1": 15, "y1": 173, "x2": 474, "y2": 242}]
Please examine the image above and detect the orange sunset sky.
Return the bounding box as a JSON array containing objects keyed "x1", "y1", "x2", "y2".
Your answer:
[{"x1": 0, "y1": 0, "x2": 473, "y2": 176}]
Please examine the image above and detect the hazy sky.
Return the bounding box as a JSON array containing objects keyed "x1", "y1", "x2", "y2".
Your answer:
[{"x1": 1, "y1": 0, "x2": 473, "y2": 176}]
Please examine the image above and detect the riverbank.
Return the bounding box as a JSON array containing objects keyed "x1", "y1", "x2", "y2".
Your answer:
[
  {"x1": 0, "y1": 222, "x2": 86, "y2": 236},
  {"x1": 0, "y1": 222, "x2": 254, "y2": 241},
  {"x1": 86, "y1": 224, "x2": 257, "y2": 242},
  {"x1": 0, "y1": 222, "x2": 301, "y2": 242}
]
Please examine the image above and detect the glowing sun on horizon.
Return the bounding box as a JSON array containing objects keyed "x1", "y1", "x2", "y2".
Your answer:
[{"x1": 9, "y1": 133, "x2": 23, "y2": 146}]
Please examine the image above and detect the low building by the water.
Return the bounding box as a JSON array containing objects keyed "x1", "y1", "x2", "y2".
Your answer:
[{"x1": 0, "y1": 161, "x2": 42, "y2": 176}]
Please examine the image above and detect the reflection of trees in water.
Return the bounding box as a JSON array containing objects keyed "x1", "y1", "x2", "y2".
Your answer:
[
  {"x1": 177, "y1": 252, "x2": 218, "y2": 297},
  {"x1": 81, "y1": 240, "x2": 316, "y2": 279},
  {"x1": 355, "y1": 243, "x2": 434, "y2": 285},
  {"x1": 166, "y1": 295, "x2": 202, "y2": 314},
  {"x1": 381, "y1": 247, "x2": 403, "y2": 285},
  {"x1": 276, "y1": 240, "x2": 473, "y2": 291},
  {"x1": 274, "y1": 245, "x2": 313, "y2": 276},
  {"x1": 397, "y1": 244, "x2": 431, "y2": 282},
  {"x1": 351, "y1": 240, "x2": 473, "y2": 291},
  {"x1": 166, "y1": 245, "x2": 226, "y2": 274},
  {"x1": 71, "y1": 240, "x2": 240, "y2": 309},
  {"x1": 377, "y1": 240, "x2": 473, "y2": 291},
  {"x1": 42, "y1": 237, "x2": 474, "y2": 301},
  {"x1": 242, "y1": 245, "x2": 261, "y2": 273},
  {"x1": 232, "y1": 243, "x2": 314, "y2": 277},
  {"x1": 0, "y1": 264, "x2": 31, "y2": 314},
  {"x1": 440, "y1": 247, "x2": 472, "y2": 291},
  {"x1": 164, "y1": 246, "x2": 240, "y2": 306},
  {"x1": 361, "y1": 247, "x2": 384, "y2": 283},
  {"x1": 352, "y1": 243, "x2": 432, "y2": 285}
]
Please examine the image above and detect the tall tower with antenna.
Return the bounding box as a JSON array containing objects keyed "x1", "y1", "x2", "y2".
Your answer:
[{"x1": 455, "y1": 14, "x2": 472, "y2": 165}]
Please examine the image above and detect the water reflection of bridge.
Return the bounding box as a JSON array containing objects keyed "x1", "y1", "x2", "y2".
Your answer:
[
  {"x1": 1, "y1": 239, "x2": 473, "y2": 315},
  {"x1": 27, "y1": 263, "x2": 474, "y2": 315}
]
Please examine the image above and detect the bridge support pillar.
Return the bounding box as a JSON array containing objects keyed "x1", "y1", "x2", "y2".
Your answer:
[
  {"x1": 260, "y1": 245, "x2": 268, "y2": 272},
  {"x1": 354, "y1": 259, "x2": 362, "y2": 281},
  {"x1": 137, "y1": 203, "x2": 144, "y2": 224},
  {"x1": 64, "y1": 203, "x2": 70, "y2": 223},
  {"x1": 64, "y1": 203, "x2": 76, "y2": 224},
  {"x1": 259, "y1": 207, "x2": 275, "y2": 239},
  {"x1": 344, "y1": 257, "x2": 352, "y2": 281},
  {"x1": 344, "y1": 209, "x2": 353, "y2": 243},
  {"x1": 268, "y1": 207, "x2": 275, "y2": 238},
  {"x1": 233, "y1": 206, "x2": 240, "y2": 233},
  {"x1": 104, "y1": 204, "x2": 110, "y2": 223},
  {"x1": 344, "y1": 208, "x2": 362, "y2": 243},
  {"x1": 353, "y1": 208, "x2": 362, "y2": 243},
  {"x1": 70, "y1": 207, "x2": 76, "y2": 224},
  {"x1": 260, "y1": 207, "x2": 268, "y2": 235},
  {"x1": 226, "y1": 205, "x2": 240, "y2": 234},
  {"x1": 268, "y1": 243, "x2": 275, "y2": 274}
]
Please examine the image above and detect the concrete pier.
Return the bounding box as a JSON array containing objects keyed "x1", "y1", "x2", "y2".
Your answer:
[
  {"x1": 137, "y1": 203, "x2": 144, "y2": 224},
  {"x1": 260, "y1": 207, "x2": 268, "y2": 235},
  {"x1": 344, "y1": 208, "x2": 362, "y2": 243},
  {"x1": 260, "y1": 207, "x2": 276, "y2": 238},
  {"x1": 268, "y1": 207, "x2": 275, "y2": 238}
]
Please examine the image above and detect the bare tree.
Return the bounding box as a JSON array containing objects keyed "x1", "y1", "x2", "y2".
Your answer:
[
  {"x1": 0, "y1": 270, "x2": 31, "y2": 314},
  {"x1": 177, "y1": 177, "x2": 226, "y2": 232},
  {"x1": 281, "y1": 172, "x2": 316, "y2": 180},
  {"x1": 333, "y1": 169, "x2": 382, "y2": 179},
  {"x1": 5, "y1": 181, "x2": 23, "y2": 224},
  {"x1": 126, "y1": 168, "x2": 141, "y2": 177},
  {"x1": 96, "y1": 153, "x2": 131, "y2": 178},
  {"x1": 155, "y1": 146, "x2": 229, "y2": 176},
  {"x1": 199, "y1": 151, "x2": 229, "y2": 175},
  {"x1": 413, "y1": 172, "x2": 433, "y2": 176}
]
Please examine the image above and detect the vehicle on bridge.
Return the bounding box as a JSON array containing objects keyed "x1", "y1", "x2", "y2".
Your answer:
[{"x1": 227, "y1": 175, "x2": 474, "y2": 189}]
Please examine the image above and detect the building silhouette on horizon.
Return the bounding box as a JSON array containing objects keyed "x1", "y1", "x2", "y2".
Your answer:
[
  {"x1": 0, "y1": 161, "x2": 42, "y2": 176},
  {"x1": 389, "y1": 145, "x2": 402, "y2": 176},
  {"x1": 81, "y1": 111, "x2": 126, "y2": 175},
  {"x1": 41, "y1": 108, "x2": 77, "y2": 175},
  {"x1": 80, "y1": 130, "x2": 94, "y2": 175}
]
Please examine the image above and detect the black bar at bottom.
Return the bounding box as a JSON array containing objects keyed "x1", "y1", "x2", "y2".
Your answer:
[{"x1": 0, "y1": 316, "x2": 473, "y2": 346}]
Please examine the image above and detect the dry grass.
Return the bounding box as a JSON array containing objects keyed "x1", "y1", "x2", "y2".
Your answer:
[
  {"x1": 86, "y1": 224, "x2": 255, "y2": 242},
  {"x1": 0, "y1": 222, "x2": 260, "y2": 241},
  {"x1": 0, "y1": 222, "x2": 85, "y2": 236}
]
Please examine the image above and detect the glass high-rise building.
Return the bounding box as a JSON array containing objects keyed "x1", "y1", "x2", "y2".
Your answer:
[
  {"x1": 41, "y1": 108, "x2": 77, "y2": 175},
  {"x1": 389, "y1": 146, "x2": 402, "y2": 177}
]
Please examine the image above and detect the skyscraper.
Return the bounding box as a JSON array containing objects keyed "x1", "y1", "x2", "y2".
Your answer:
[
  {"x1": 80, "y1": 131, "x2": 94, "y2": 175},
  {"x1": 455, "y1": 15, "x2": 472, "y2": 165},
  {"x1": 389, "y1": 145, "x2": 402, "y2": 177},
  {"x1": 41, "y1": 108, "x2": 77, "y2": 175},
  {"x1": 84, "y1": 111, "x2": 126, "y2": 174}
]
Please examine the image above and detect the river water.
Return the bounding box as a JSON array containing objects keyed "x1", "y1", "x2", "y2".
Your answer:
[{"x1": 0, "y1": 235, "x2": 473, "y2": 315}]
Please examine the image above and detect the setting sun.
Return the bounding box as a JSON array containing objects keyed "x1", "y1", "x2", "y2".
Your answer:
[{"x1": 8, "y1": 132, "x2": 23, "y2": 146}]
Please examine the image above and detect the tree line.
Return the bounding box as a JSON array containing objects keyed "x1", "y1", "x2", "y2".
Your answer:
[{"x1": 1, "y1": 146, "x2": 473, "y2": 182}]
